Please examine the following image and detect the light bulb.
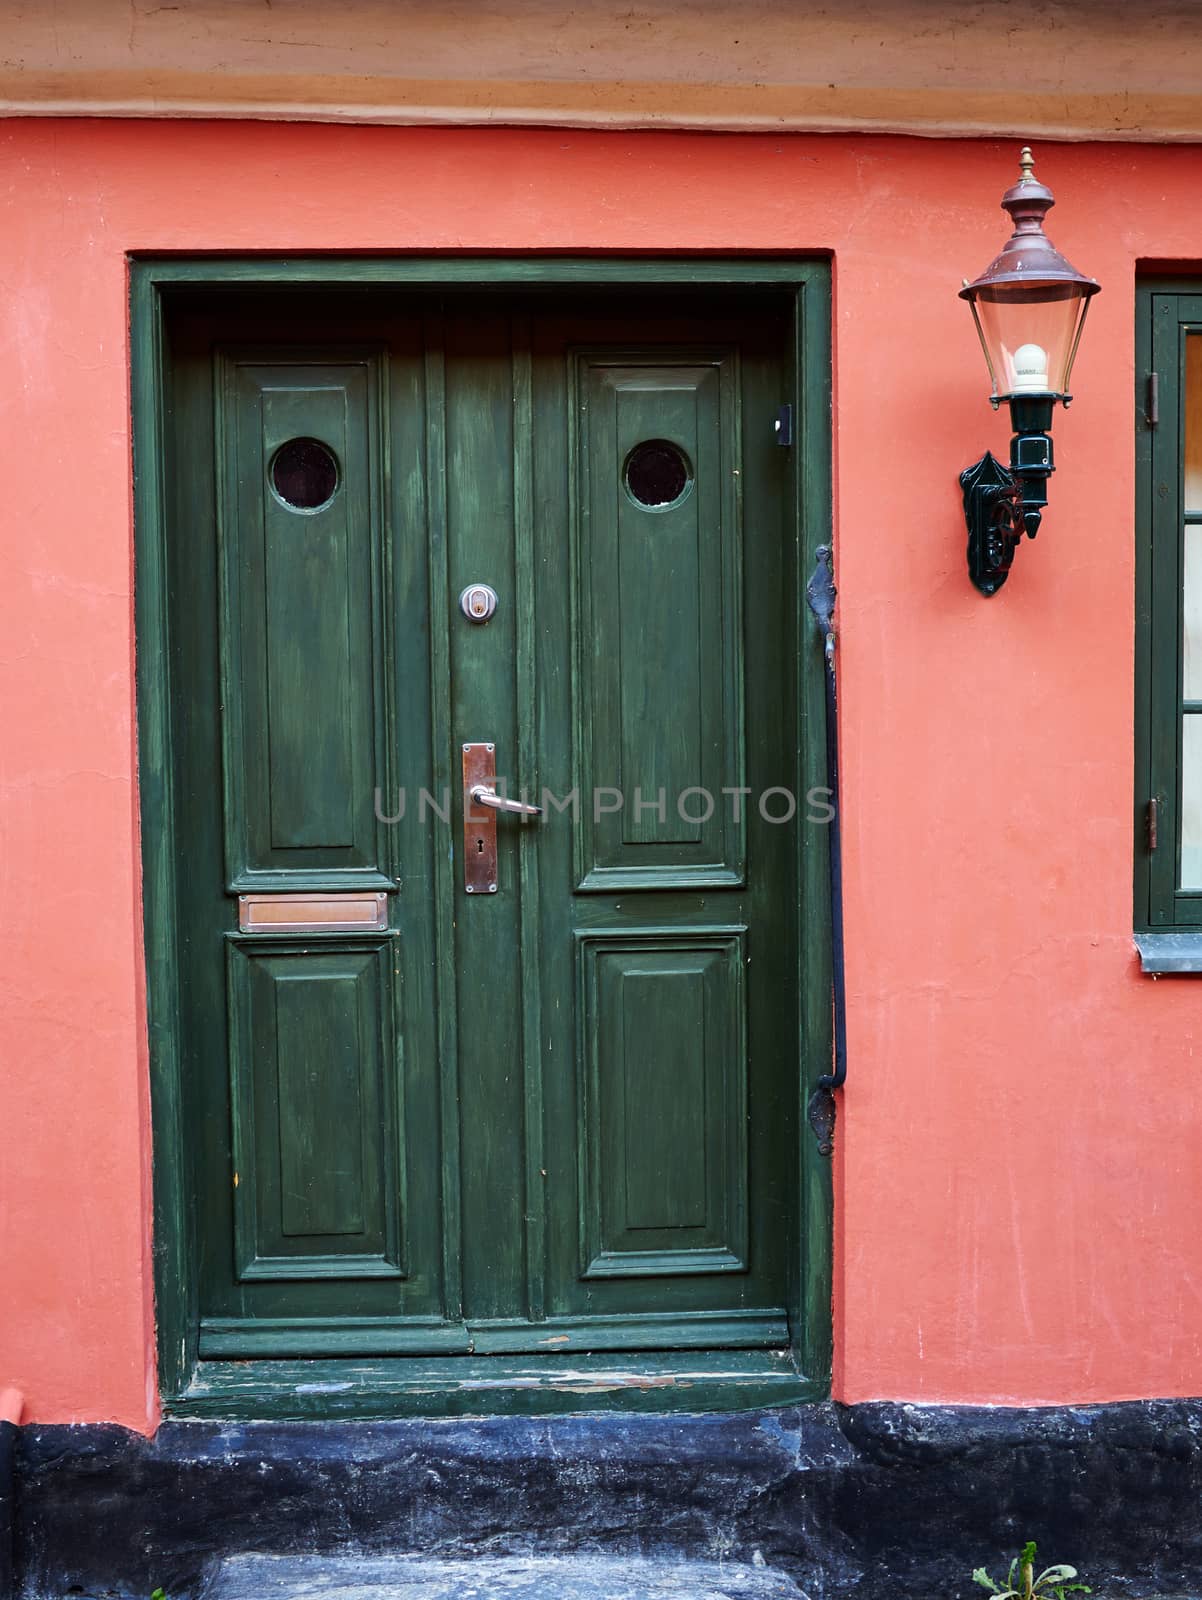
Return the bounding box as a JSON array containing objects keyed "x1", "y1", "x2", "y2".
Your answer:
[{"x1": 1011, "y1": 343, "x2": 1050, "y2": 393}]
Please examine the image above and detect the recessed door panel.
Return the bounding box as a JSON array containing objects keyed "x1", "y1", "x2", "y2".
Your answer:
[
  {"x1": 217, "y1": 351, "x2": 393, "y2": 890},
  {"x1": 227, "y1": 938, "x2": 404, "y2": 1281},
  {"x1": 572, "y1": 351, "x2": 745, "y2": 891},
  {"x1": 578, "y1": 931, "x2": 748, "y2": 1279}
]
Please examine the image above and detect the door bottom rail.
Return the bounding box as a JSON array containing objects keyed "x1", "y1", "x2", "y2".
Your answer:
[{"x1": 197, "y1": 1309, "x2": 790, "y2": 1359}]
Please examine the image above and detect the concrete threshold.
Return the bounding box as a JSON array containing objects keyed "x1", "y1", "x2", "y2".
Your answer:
[{"x1": 204, "y1": 1554, "x2": 809, "y2": 1600}]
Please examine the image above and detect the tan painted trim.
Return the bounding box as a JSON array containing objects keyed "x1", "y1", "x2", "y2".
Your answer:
[
  {"x1": 6, "y1": 78, "x2": 1202, "y2": 142},
  {"x1": 5, "y1": 0, "x2": 1202, "y2": 142}
]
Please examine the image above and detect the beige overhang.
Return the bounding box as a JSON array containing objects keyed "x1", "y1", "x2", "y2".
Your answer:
[{"x1": 2, "y1": 0, "x2": 1201, "y2": 142}]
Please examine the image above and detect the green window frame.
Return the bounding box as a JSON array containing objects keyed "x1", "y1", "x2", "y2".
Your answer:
[{"x1": 1135, "y1": 282, "x2": 1202, "y2": 969}]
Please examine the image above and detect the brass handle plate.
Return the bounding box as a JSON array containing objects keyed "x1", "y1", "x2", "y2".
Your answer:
[{"x1": 462, "y1": 742, "x2": 500, "y2": 894}]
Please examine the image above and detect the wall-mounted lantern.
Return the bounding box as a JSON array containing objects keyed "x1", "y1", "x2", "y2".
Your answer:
[{"x1": 959, "y1": 148, "x2": 1100, "y2": 595}]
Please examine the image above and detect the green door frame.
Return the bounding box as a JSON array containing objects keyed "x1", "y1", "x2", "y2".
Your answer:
[{"x1": 131, "y1": 256, "x2": 834, "y2": 1418}]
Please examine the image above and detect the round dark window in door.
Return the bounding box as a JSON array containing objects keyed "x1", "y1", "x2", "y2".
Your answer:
[
  {"x1": 270, "y1": 437, "x2": 340, "y2": 512},
  {"x1": 623, "y1": 439, "x2": 692, "y2": 511}
]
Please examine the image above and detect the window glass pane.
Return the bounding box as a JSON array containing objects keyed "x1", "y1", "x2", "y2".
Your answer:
[
  {"x1": 1181, "y1": 716, "x2": 1202, "y2": 889},
  {"x1": 624, "y1": 439, "x2": 691, "y2": 510},
  {"x1": 1184, "y1": 527, "x2": 1202, "y2": 699},
  {"x1": 1186, "y1": 334, "x2": 1202, "y2": 512},
  {"x1": 270, "y1": 436, "x2": 339, "y2": 512}
]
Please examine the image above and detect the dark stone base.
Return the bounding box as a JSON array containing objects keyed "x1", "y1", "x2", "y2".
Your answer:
[
  {"x1": 0, "y1": 1420, "x2": 15, "y2": 1600},
  {"x1": 15, "y1": 1401, "x2": 1202, "y2": 1599}
]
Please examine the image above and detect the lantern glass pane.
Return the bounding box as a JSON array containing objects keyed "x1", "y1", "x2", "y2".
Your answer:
[{"x1": 971, "y1": 284, "x2": 1089, "y2": 399}]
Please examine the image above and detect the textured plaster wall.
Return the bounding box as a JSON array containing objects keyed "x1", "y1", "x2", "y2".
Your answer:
[
  {"x1": 2, "y1": 0, "x2": 1202, "y2": 140},
  {"x1": 0, "y1": 120, "x2": 1198, "y2": 1429}
]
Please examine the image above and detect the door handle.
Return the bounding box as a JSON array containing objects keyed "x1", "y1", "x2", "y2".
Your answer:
[
  {"x1": 469, "y1": 785, "x2": 543, "y2": 817},
  {"x1": 462, "y1": 742, "x2": 540, "y2": 894}
]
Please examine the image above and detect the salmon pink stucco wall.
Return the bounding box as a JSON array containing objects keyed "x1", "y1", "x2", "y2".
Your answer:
[{"x1": 1, "y1": 121, "x2": 1200, "y2": 1431}]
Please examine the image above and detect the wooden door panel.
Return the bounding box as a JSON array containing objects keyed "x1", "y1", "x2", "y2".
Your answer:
[
  {"x1": 227, "y1": 937, "x2": 404, "y2": 1282},
  {"x1": 577, "y1": 930, "x2": 748, "y2": 1279},
  {"x1": 167, "y1": 290, "x2": 801, "y2": 1376},
  {"x1": 572, "y1": 350, "x2": 746, "y2": 890},
  {"x1": 535, "y1": 303, "x2": 794, "y2": 1340},
  {"x1": 216, "y1": 350, "x2": 393, "y2": 890},
  {"x1": 172, "y1": 308, "x2": 459, "y2": 1357},
  {"x1": 442, "y1": 312, "x2": 531, "y2": 1323}
]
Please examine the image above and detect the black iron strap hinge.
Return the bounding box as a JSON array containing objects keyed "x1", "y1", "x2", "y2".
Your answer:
[
  {"x1": 1148, "y1": 796, "x2": 1159, "y2": 853},
  {"x1": 1146, "y1": 372, "x2": 1160, "y2": 428}
]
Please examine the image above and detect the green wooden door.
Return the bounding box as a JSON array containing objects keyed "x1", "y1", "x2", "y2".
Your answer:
[{"x1": 165, "y1": 288, "x2": 804, "y2": 1372}]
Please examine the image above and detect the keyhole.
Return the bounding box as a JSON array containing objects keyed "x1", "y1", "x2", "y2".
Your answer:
[{"x1": 477, "y1": 837, "x2": 484, "y2": 852}]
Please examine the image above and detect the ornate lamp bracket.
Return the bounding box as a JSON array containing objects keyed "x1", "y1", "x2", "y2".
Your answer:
[{"x1": 960, "y1": 450, "x2": 1024, "y2": 597}]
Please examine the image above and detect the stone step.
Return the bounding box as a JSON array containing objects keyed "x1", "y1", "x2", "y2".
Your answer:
[{"x1": 205, "y1": 1554, "x2": 810, "y2": 1600}]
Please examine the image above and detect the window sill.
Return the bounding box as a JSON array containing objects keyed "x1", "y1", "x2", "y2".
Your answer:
[{"x1": 1135, "y1": 931, "x2": 1202, "y2": 973}]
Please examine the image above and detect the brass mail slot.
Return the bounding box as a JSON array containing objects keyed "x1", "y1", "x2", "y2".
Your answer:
[{"x1": 238, "y1": 892, "x2": 389, "y2": 934}]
